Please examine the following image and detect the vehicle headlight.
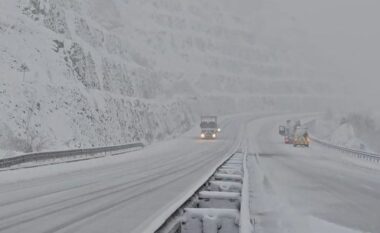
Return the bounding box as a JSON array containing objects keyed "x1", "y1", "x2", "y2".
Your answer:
[
  {"x1": 217, "y1": 128, "x2": 221, "y2": 132},
  {"x1": 201, "y1": 133, "x2": 205, "y2": 138},
  {"x1": 212, "y1": 134, "x2": 216, "y2": 138}
]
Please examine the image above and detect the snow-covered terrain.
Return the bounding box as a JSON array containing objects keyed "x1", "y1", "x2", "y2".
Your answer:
[
  {"x1": 0, "y1": 0, "x2": 340, "y2": 156},
  {"x1": 0, "y1": 114, "x2": 248, "y2": 233},
  {"x1": 248, "y1": 115, "x2": 380, "y2": 233},
  {"x1": 310, "y1": 111, "x2": 380, "y2": 154},
  {"x1": 1, "y1": 0, "x2": 380, "y2": 233},
  {"x1": 2, "y1": 113, "x2": 376, "y2": 233}
]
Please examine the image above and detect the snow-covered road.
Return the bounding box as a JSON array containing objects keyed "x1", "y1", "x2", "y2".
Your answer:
[
  {"x1": 248, "y1": 116, "x2": 380, "y2": 233},
  {"x1": 2, "y1": 114, "x2": 379, "y2": 233},
  {"x1": 0, "y1": 116, "x2": 252, "y2": 233}
]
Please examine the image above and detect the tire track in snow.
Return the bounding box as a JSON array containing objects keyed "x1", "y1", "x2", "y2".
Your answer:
[{"x1": 0, "y1": 135, "x2": 236, "y2": 232}]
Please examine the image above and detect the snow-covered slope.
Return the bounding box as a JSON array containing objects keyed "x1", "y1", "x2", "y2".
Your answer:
[
  {"x1": 310, "y1": 112, "x2": 380, "y2": 153},
  {"x1": 0, "y1": 0, "x2": 336, "y2": 155}
]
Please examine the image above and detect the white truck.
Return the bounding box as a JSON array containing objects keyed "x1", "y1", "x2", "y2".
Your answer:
[{"x1": 200, "y1": 116, "x2": 220, "y2": 139}]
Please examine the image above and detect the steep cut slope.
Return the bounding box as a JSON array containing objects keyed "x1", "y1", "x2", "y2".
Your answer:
[{"x1": 0, "y1": 0, "x2": 334, "y2": 156}]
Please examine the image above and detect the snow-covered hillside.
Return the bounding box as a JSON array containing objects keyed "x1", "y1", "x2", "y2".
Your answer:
[
  {"x1": 310, "y1": 111, "x2": 380, "y2": 153},
  {"x1": 0, "y1": 0, "x2": 336, "y2": 156}
]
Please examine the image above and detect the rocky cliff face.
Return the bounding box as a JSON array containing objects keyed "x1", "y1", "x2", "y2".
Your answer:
[{"x1": 0, "y1": 0, "x2": 333, "y2": 156}]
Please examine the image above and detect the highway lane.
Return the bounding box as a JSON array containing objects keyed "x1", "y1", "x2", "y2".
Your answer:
[
  {"x1": 248, "y1": 116, "x2": 380, "y2": 233},
  {"x1": 0, "y1": 115, "x2": 251, "y2": 233}
]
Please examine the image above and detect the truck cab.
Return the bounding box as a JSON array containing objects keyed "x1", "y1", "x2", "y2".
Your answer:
[{"x1": 200, "y1": 116, "x2": 219, "y2": 139}]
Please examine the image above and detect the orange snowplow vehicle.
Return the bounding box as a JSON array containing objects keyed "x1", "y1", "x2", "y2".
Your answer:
[{"x1": 293, "y1": 127, "x2": 310, "y2": 147}]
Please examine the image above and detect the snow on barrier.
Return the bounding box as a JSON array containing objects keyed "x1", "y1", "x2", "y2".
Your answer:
[
  {"x1": 311, "y1": 137, "x2": 380, "y2": 162},
  {"x1": 0, "y1": 142, "x2": 144, "y2": 169},
  {"x1": 239, "y1": 151, "x2": 254, "y2": 233},
  {"x1": 155, "y1": 151, "x2": 253, "y2": 233}
]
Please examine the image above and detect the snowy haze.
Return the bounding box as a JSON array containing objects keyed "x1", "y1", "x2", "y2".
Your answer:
[
  {"x1": 0, "y1": 0, "x2": 378, "y2": 155},
  {"x1": 259, "y1": 0, "x2": 380, "y2": 100}
]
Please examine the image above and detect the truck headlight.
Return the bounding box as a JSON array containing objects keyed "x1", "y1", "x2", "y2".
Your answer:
[
  {"x1": 212, "y1": 134, "x2": 216, "y2": 138},
  {"x1": 201, "y1": 133, "x2": 205, "y2": 138}
]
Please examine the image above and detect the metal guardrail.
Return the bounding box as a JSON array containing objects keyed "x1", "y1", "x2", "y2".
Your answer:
[
  {"x1": 0, "y1": 142, "x2": 144, "y2": 169},
  {"x1": 240, "y1": 150, "x2": 254, "y2": 233},
  {"x1": 311, "y1": 137, "x2": 380, "y2": 162},
  {"x1": 151, "y1": 149, "x2": 252, "y2": 233}
]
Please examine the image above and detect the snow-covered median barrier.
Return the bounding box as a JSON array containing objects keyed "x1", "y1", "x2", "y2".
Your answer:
[{"x1": 154, "y1": 151, "x2": 253, "y2": 233}]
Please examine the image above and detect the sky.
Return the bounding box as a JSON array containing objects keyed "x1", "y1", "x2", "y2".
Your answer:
[{"x1": 253, "y1": 0, "x2": 380, "y2": 99}]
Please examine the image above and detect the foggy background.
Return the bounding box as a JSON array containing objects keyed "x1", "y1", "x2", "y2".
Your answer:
[
  {"x1": 253, "y1": 0, "x2": 380, "y2": 101},
  {"x1": 0, "y1": 0, "x2": 379, "y2": 155}
]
